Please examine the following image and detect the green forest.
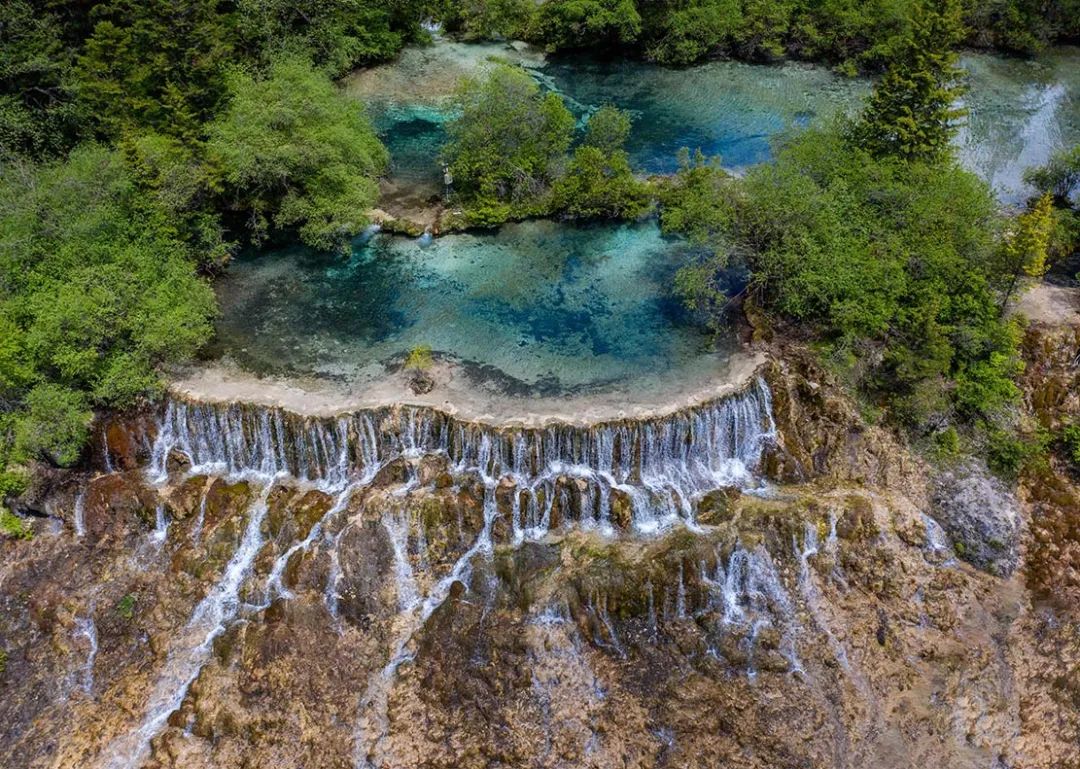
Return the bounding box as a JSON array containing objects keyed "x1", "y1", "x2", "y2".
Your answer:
[{"x1": 1, "y1": 0, "x2": 1078, "y2": 491}]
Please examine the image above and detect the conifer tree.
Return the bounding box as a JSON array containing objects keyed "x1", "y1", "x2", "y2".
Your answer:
[{"x1": 855, "y1": 0, "x2": 967, "y2": 162}]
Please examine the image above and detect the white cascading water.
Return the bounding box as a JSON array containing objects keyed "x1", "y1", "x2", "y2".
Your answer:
[
  {"x1": 73, "y1": 490, "x2": 87, "y2": 538},
  {"x1": 102, "y1": 377, "x2": 778, "y2": 768},
  {"x1": 73, "y1": 615, "x2": 98, "y2": 695},
  {"x1": 148, "y1": 378, "x2": 776, "y2": 537},
  {"x1": 703, "y1": 543, "x2": 802, "y2": 675},
  {"x1": 102, "y1": 481, "x2": 279, "y2": 769}
]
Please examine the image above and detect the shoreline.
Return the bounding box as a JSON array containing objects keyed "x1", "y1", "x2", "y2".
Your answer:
[{"x1": 166, "y1": 351, "x2": 767, "y2": 429}]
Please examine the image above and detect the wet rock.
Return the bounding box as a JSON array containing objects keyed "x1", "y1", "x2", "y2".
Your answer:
[
  {"x1": 166, "y1": 475, "x2": 209, "y2": 522},
  {"x1": 609, "y1": 488, "x2": 633, "y2": 529},
  {"x1": 371, "y1": 457, "x2": 410, "y2": 488},
  {"x1": 81, "y1": 472, "x2": 159, "y2": 540},
  {"x1": 417, "y1": 454, "x2": 450, "y2": 486},
  {"x1": 209, "y1": 477, "x2": 252, "y2": 519},
  {"x1": 98, "y1": 412, "x2": 156, "y2": 471},
  {"x1": 166, "y1": 448, "x2": 192, "y2": 475},
  {"x1": 336, "y1": 519, "x2": 395, "y2": 627},
  {"x1": 930, "y1": 462, "x2": 1021, "y2": 576},
  {"x1": 696, "y1": 487, "x2": 739, "y2": 525}
]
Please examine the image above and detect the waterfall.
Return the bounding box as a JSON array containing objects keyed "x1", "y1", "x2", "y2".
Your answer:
[
  {"x1": 102, "y1": 377, "x2": 776, "y2": 768},
  {"x1": 150, "y1": 503, "x2": 169, "y2": 547},
  {"x1": 73, "y1": 616, "x2": 98, "y2": 695},
  {"x1": 354, "y1": 486, "x2": 500, "y2": 769},
  {"x1": 73, "y1": 490, "x2": 87, "y2": 538},
  {"x1": 705, "y1": 543, "x2": 801, "y2": 674},
  {"x1": 920, "y1": 513, "x2": 955, "y2": 565},
  {"x1": 102, "y1": 482, "x2": 279, "y2": 769},
  {"x1": 145, "y1": 377, "x2": 776, "y2": 535}
]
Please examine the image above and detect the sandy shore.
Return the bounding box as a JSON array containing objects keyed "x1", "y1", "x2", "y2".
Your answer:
[{"x1": 167, "y1": 351, "x2": 767, "y2": 428}]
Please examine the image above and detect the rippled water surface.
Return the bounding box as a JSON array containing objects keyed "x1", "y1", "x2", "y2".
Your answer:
[
  {"x1": 213, "y1": 220, "x2": 740, "y2": 394},
  {"x1": 349, "y1": 41, "x2": 1080, "y2": 203}
]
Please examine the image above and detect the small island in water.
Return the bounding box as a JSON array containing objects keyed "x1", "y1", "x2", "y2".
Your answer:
[{"x1": 2, "y1": 3, "x2": 1080, "y2": 769}]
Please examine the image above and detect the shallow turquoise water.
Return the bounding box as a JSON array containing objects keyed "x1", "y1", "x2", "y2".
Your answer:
[
  {"x1": 362, "y1": 42, "x2": 1080, "y2": 204},
  {"x1": 214, "y1": 220, "x2": 741, "y2": 394},
  {"x1": 217, "y1": 45, "x2": 1080, "y2": 393}
]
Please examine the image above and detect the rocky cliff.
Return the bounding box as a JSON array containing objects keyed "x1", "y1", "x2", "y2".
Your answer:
[{"x1": 2, "y1": 328, "x2": 1079, "y2": 769}]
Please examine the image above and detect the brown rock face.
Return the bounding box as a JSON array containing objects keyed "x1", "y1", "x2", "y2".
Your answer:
[{"x1": 4, "y1": 333, "x2": 1080, "y2": 769}]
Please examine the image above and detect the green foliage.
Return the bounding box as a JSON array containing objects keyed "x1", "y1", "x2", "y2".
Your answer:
[
  {"x1": 1062, "y1": 422, "x2": 1080, "y2": 469},
  {"x1": 14, "y1": 385, "x2": 93, "y2": 467},
  {"x1": 965, "y1": 0, "x2": 1080, "y2": 54},
  {"x1": 235, "y1": 0, "x2": 430, "y2": 78},
  {"x1": 1024, "y1": 145, "x2": 1080, "y2": 265},
  {"x1": 1024, "y1": 145, "x2": 1080, "y2": 206},
  {"x1": 854, "y1": 0, "x2": 967, "y2": 162},
  {"x1": 932, "y1": 425, "x2": 962, "y2": 459},
  {"x1": 75, "y1": 0, "x2": 234, "y2": 142},
  {"x1": 996, "y1": 192, "x2": 1056, "y2": 309},
  {"x1": 987, "y1": 425, "x2": 1050, "y2": 478},
  {"x1": 405, "y1": 345, "x2": 434, "y2": 371},
  {"x1": 552, "y1": 107, "x2": 648, "y2": 219},
  {"x1": 552, "y1": 145, "x2": 649, "y2": 219},
  {"x1": 510, "y1": 0, "x2": 1074, "y2": 68},
  {"x1": 0, "y1": 145, "x2": 216, "y2": 466},
  {"x1": 532, "y1": 0, "x2": 643, "y2": 50},
  {"x1": 0, "y1": 1, "x2": 83, "y2": 159},
  {"x1": 441, "y1": 0, "x2": 536, "y2": 41},
  {"x1": 116, "y1": 593, "x2": 138, "y2": 620},
  {"x1": 665, "y1": 124, "x2": 1023, "y2": 427},
  {"x1": 0, "y1": 507, "x2": 32, "y2": 540},
  {"x1": 444, "y1": 74, "x2": 648, "y2": 224},
  {"x1": 444, "y1": 64, "x2": 574, "y2": 219},
  {"x1": 660, "y1": 149, "x2": 738, "y2": 259},
  {"x1": 208, "y1": 57, "x2": 389, "y2": 252}
]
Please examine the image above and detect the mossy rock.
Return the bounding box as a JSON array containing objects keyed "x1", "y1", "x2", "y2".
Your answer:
[
  {"x1": 696, "y1": 487, "x2": 740, "y2": 525},
  {"x1": 202, "y1": 479, "x2": 252, "y2": 534}
]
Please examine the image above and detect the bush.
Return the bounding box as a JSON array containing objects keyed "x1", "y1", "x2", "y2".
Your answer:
[
  {"x1": 551, "y1": 107, "x2": 649, "y2": 219},
  {"x1": 0, "y1": 507, "x2": 32, "y2": 540},
  {"x1": 1061, "y1": 422, "x2": 1080, "y2": 469},
  {"x1": 987, "y1": 426, "x2": 1050, "y2": 478},
  {"x1": 116, "y1": 593, "x2": 138, "y2": 620},
  {"x1": 1, "y1": 146, "x2": 217, "y2": 465},
  {"x1": 13, "y1": 385, "x2": 93, "y2": 467},
  {"x1": 208, "y1": 56, "x2": 389, "y2": 252},
  {"x1": 444, "y1": 63, "x2": 574, "y2": 217}
]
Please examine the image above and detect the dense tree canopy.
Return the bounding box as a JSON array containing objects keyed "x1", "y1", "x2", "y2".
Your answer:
[
  {"x1": 235, "y1": 0, "x2": 432, "y2": 77},
  {"x1": 442, "y1": 66, "x2": 647, "y2": 225},
  {"x1": 435, "y1": 0, "x2": 1080, "y2": 67},
  {"x1": 665, "y1": 126, "x2": 1021, "y2": 427},
  {"x1": 208, "y1": 57, "x2": 389, "y2": 251},
  {"x1": 0, "y1": 146, "x2": 216, "y2": 465}
]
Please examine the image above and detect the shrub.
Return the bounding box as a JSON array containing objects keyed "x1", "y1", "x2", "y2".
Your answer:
[
  {"x1": 987, "y1": 426, "x2": 1050, "y2": 479},
  {"x1": 0, "y1": 508, "x2": 32, "y2": 540},
  {"x1": 116, "y1": 594, "x2": 138, "y2": 621},
  {"x1": 208, "y1": 56, "x2": 389, "y2": 252}
]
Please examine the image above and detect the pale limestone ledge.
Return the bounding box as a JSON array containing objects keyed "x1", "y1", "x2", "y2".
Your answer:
[{"x1": 166, "y1": 351, "x2": 767, "y2": 429}]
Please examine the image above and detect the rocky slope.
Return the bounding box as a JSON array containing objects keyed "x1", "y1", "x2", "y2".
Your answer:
[{"x1": 2, "y1": 320, "x2": 1079, "y2": 769}]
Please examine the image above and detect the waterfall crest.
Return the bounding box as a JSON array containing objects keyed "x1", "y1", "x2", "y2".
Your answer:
[{"x1": 147, "y1": 377, "x2": 776, "y2": 534}]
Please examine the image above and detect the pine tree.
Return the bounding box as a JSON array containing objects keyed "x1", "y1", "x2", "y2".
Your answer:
[{"x1": 855, "y1": 0, "x2": 967, "y2": 162}]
